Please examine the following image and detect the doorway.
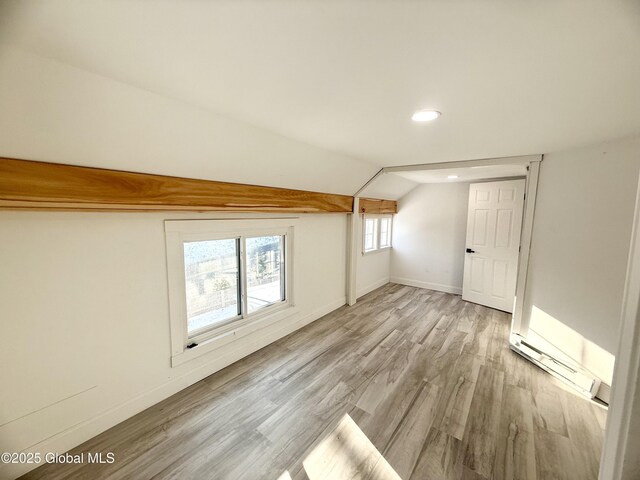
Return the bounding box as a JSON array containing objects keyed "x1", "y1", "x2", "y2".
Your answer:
[{"x1": 352, "y1": 155, "x2": 541, "y2": 330}]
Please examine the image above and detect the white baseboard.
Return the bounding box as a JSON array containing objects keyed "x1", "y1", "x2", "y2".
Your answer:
[
  {"x1": 356, "y1": 278, "x2": 390, "y2": 299},
  {"x1": 390, "y1": 276, "x2": 462, "y2": 295},
  {"x1": 4, "y1": 297, "x2": 346, "y2": 480}
]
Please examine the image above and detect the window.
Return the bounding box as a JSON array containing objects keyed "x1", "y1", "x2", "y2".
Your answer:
[
  {"x1": 165, "y1": 219, "x2": 295, "y2": 365},
  {"x1": 183, "y1": 235, "x2": 286, "y2": 337},
  {"x1": 364, "y1": 218, "x2": 378, "y2": 252},
  {"x1": 362, "y1": 215, "x2": 392, "y2": 253},
  {"x1": 379, "y1": 217, "x2": 392, "y2": 248},
  {"x1": 184, "y1": 238, "x2": 241, "y2": 336},
  {"x1": 245, "y1": 235, "x2": 285, "y2": 314}
]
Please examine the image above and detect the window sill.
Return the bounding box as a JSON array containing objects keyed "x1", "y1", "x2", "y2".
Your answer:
[
  {"x1": 171, "y1": 303, "x2": 298, "y2": 367},
  {"x1": 362, "y1": 247, "x2": 391, "y2": 256}
]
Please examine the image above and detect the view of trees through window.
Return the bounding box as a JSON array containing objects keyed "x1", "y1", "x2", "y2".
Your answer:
[
  {"x1": 246, "y1": 236, "x2": 284, "y2": 313},
  {"x1": 183, "y1": 235, "x2": 285, "y2": 336},
  {"x1": 183, "y1": 239, "x2": 240, "y2": 334}
]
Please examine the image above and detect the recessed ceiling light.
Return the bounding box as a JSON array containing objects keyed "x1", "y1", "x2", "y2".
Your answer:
[
  {"x1": 447, "y1": 175, "x2": 459, "y2": 179},
  {"x1": 411, "y1": 110, "x2": 441, "y2": 122}
]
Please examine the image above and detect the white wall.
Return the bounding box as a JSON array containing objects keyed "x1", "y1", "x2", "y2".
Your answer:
[
  {"x1": 0, "y1": 46, "x2": 378, "y2": 195},
  {"x1": 0, "y1": 211, "x2": 348, "y2": 479},
  {"x1": 356, "y1": 249, "x2": 390, "y2": 299},
  {"x1": 390, "y1": 183, "x2": 469, "y2": 294},
  {"x1": 0, "y1": 45, "x2": 376, "y2": 479},
  {"x1": 355, "y1": 214, "x2": 391, "y2": 298},
  {"x1": 524, "y1": 135, "x2": 640, "y2": 386}
]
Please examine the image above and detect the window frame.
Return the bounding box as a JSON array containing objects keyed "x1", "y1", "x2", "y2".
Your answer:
[
  {"x1": 165, "y1": 219, "x2": 296, "y2": 366},
  {"x1": 362, "y1": 214, "x2": 393, "y2": 255},
  {"x1": 242, "y1": 233, "x2": 288, "y2": 317},
  {"x1": 183, "y1": 236, "x2": 243, "y2": 339},
  {"x1": 378, "y1": 217, "x2": 392, "y2": 249},
  {"x1": 363, "y1": 217, "x2": 378, "y2": 253}
]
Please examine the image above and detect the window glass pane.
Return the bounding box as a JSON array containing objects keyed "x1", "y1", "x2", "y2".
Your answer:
[
  {"x1": 364, "y1": 218, "x2": 377, "y2": 251},
  {"x1": 183, "y1": 239, "x2": 239, "y2": 335},
  {"x1": 379, "y1": 218, "x2": 390, "y2": 247},
  {"x1": 246, "y1": 235, "x2": 285, "y2": 313}
]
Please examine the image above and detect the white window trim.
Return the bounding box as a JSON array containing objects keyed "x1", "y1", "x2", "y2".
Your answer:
[
  {"x1": 165, "y1": 218, "x2": 297, "y2": 367},
  {"x1": 362, "y1": 214, "x2": 393, "y2": 255},
  {"x1": 378, "y1": 216, "x2": 392, "y2": 249},
  {"x1": 363, "y1": 217, "x2": 378, "y2": 253}
]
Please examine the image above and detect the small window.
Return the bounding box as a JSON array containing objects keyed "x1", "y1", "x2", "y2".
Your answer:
[
  {"x1": 181, "y1": 235, "x2": 287, "y2": 336},
  {"x1": 362, "y1": 215, "x2": 392, "y2": 253},
  {"x1": 364, "y1": 218, "x2": 378, "y2": 252},
  {"x1": 379, "y1": 217, "x2": 392, "y2": 248},
  {"x1": 246, "y1": 235, "x2": 285, "y2": 313},
  {"x1": 184, "y1": 238, "x2": 241, "y2": 336},
  {"x1": 165, "y1": 219, "x2": 294, "y2": 365}
]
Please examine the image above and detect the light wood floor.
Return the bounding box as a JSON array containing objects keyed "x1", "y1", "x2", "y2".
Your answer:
[{"x1": 23, "y1": 284, "x2": 607, "y2": 480}]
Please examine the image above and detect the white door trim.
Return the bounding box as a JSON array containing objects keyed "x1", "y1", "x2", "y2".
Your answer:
[
  {"x1": 599, "y1": 173, "x2": 640, "y2": 480},
  {"x1": 511, "y1": 160, "x2": 541, "y2": 336}
]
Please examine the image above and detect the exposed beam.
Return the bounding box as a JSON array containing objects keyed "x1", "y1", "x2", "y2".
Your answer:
[
  {"x1": 382, "y1": 154, "x2": 542, "y2": 174},
  {"x1": 358, "y1": 197, "x2": 398, "y2": 214},
  {"x1": 0, "y1": 158, "x2": 354, "y2": 213}
]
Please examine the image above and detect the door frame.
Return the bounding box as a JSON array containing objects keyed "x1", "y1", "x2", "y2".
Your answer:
[
  {"x1": 511, "y1": 160, "x2": 541, "y2": 336},
  {"x1": 352, "y1": 154, "x2": 542, "y2": 336}
]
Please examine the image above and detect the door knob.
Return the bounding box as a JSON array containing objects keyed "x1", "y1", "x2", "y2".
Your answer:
[{"x1": 466, "y1": 248, "x2": 475, "y2": 253}]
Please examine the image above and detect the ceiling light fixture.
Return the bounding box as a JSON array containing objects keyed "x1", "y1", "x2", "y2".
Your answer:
[
  {"x1": 411, "y1": 110, "x2": 441, "y2": 122},
  {"x1": 447, "y1": 175, "x2": 459, "y2": 179}
]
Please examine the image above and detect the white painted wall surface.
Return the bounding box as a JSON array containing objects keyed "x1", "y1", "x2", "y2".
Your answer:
[
  {"x1": 0, "y1": 46, "x2": 378, "y2": 195},
  {"x1": 0, "y1": 46, "x2": 379, "y2": 478},
  {"x1": 0, "y1": 211, "x2": 348, "y2": 479},
  {"x1": 390, "y1": 183, "x2": 469, "y2": 294},
  {"x1": 355, "y1": 214, "x2": 391, "y2": 298},
  {"x1": 599, "y1": 175, "x2": 640, "y2": 479},
  {"x1": 523, "y1": 135, "x2": 640, "y2": 386},
  {"x1": 356, "y1": 250, "x2": 391, "y2": 298}
]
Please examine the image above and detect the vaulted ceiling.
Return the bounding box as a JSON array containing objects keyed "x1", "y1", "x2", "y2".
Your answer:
[{"x1": 1, "y1": 0, "x2": 640, "y2": 194}]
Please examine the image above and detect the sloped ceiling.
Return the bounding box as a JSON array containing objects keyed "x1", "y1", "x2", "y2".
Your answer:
[
  {"x1": 359, "y1": 173, "x2": 418, "y2": 201},
  {"x1": 1, "y1": 1, "x2": 639, "y2": 196},
  {"x1": 0, "y1": 44, "x2": 385, "y2": 196}
]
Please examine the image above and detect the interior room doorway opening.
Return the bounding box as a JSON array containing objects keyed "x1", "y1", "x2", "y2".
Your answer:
[
  {"x1": 352, "y1": 155, "x2": 603, "y2": 400},
  {"x1": 352, "y1": 154, "x2": 540, "y2": 331}
]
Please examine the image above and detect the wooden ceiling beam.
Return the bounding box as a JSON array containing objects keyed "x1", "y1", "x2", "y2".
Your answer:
[
  {"x1": 358, "y1": 197, "x2": 398, "y2": 214},
  {"x1": 0, "y1": 158, "x2": 357, "y2": 213}
]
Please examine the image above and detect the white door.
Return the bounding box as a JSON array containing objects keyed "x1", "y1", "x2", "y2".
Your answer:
[{"x1": 462, "y1": 179, "x2": 525, "y2": 312}]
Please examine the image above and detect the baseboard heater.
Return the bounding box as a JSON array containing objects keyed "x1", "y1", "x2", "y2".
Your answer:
[{"x1": 509, "y1": 334, "x2": 601, "y2": 399}]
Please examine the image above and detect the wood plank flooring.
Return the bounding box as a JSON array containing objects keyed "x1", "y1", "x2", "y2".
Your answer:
[{"x1": 22, "y1": 284, "x2": 607, "y2": 480}]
